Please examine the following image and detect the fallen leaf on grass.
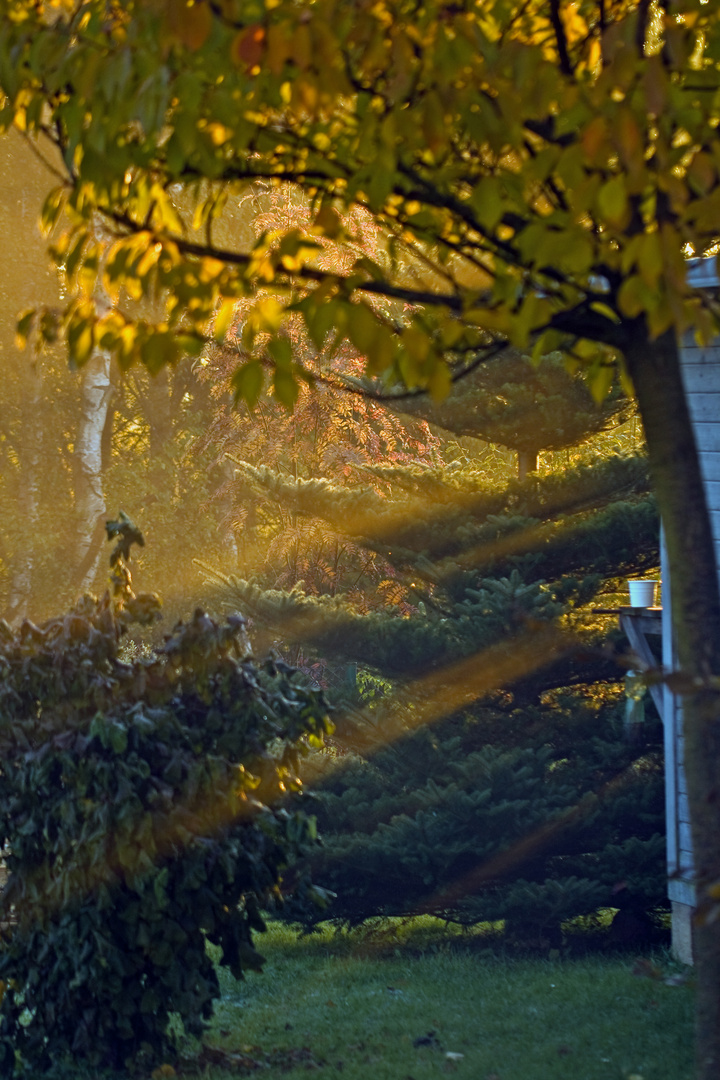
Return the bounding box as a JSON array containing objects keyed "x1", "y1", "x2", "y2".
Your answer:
[
  {"x1": 413, "y1": 1030, "x2": 441, "y2": 1049},
  {"x1": 632, "y1": 958, "x2": 664, "y2": 981},
  {"x1": 195, "y1": 1046, "x2": 263, "y2": 1072}
]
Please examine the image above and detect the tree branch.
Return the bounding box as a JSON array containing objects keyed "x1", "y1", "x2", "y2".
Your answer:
[
  {"x1": 636, "y1": 0, "x2": 652, "y2": 57},
  {"x1": 305, "y1": 338, "x2": 512, "y2": 402},
  {"x1": 549, "y1": 0, "x2": 574, "y2": 75}
]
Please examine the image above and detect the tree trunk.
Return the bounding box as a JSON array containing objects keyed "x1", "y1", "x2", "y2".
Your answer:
[
  {"x1": 517, "y1": 448, "x2": 538, "y2": 480},
  {"x1": 624, "y1": 326, "x2": 720, "y2": 1080},
  {"x1": 6, "y1": 365, "x2": 42, "y2": 622},
  {"x1": 145, "y1": 366, "x2": 173, "y2": 460},
  {"x1": 73, "y1": 351, "x2": 112, "y2": 593}
]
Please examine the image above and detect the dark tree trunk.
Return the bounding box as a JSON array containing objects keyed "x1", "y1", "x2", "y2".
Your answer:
[
  {"x1": 517, "y1": 448, "x2": 538, "y2": 480},
  {"x1": 6, "y1": 366, "x2": 42, "y2": 622},
  {"x1": 624, "y1": 326, "x2": 720, "y2": 1080}
]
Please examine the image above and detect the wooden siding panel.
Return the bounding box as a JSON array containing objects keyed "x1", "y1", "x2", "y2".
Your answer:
[
  {"x1": 679, "y1": 819, "x2": 694, "y2": 854},
  {"x1": 686, "y1": 394, "x2": 720, "y2": 422},
  {"x1": 681, "y1": 342, "x2": 720, "y2": 360},
  {"x1": 669, "y1": 878, "x2": 697, "y2": 905},
  {"x1": 681, "y1": 365, "x2": 720, "y2": 392},
  {"x1": 695, "y1": 452, "x2": 720, "y2": 484},
  {"x1": 688, "y1": 422, "x2": 720, "y2": 453},
  {"x1": 678, "y1": 791, "x2": 690, "y2": 823},
  {"x1": 674, "y1": 267, "x2": 719, "y2": 919}
]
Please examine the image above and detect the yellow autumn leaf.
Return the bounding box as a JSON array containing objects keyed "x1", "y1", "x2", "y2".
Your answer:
[
  {"x1": 637, "y1": 232, "x2": 662, "y2": 288},
  {"x1": 464, "y1": 308, "x2": 511, "y2": 334},
  {"x1": 587, "y1": 360, "x2": 614, "y2": 404},
  {"x1": 427, "y1": 360, "x2": 452, "y2": 402},
  {"x1": 402, "y1": 325, "x2": 430, "y2": 363},
  {"x1": 213, "y1": 297, "x2": 237, "y2": 341},
  {"x1": 617, "y1": 275, "x2": 649, "y2": 318},
  {"x1": 255, "y1": 297, "x2": 285, "y2": 333}
]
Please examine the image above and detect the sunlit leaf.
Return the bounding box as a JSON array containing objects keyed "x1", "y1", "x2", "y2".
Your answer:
[
  {"x1": 213, "y1": 298, "x2": 238, "y2": 341},
  {"x1": 231, "y1": 360, "x2": 264, "y2": 409}
]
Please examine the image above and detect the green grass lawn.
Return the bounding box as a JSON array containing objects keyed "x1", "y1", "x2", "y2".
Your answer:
[{"x1": 176, "y1": 920, "x2": 694, "y2": 1080}]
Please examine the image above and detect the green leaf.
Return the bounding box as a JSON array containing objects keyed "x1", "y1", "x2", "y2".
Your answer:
[
  {"x1": 109, "y1": 723, "x2": 128, "y2": 755},
  {"x1": 273, "y1": 367, "x2": 300, "y2": 409},
  {"x1": 427, "y1": 360, "x2": 452, "y2": 402},
  {"x1": 40, "y1": 187, "x2": 66, "y2": 235},
  {"x1": 586, "y1": 361, "x2": 615, "y2": 405},
  {"x1": 140, "y1": 332, "x2": 178, "y2": 375},
  {"x1": 470, "y1": 177, "x2": 505, "y2": 231},
  {"x1": 231, "y1": 361, "x2": 264, "y2": 409},
  {"x1": 597, "y1": 176, "x2": 628, "y2": 227},
  {"x1": 268, "y1": 336, "x2": 293, "y2": 369}
]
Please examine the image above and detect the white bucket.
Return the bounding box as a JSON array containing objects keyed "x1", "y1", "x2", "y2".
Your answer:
[{"x1": 628, "y1": 580, "x2": 658, "y2": 607}]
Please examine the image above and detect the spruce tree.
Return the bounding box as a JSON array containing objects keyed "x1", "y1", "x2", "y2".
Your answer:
[
  {"x1": 377, "y1": 348, "x2": 633, "y2": 479},
  {"x1": 206, "y1": 363, "x2": 663, "y2": 944}
]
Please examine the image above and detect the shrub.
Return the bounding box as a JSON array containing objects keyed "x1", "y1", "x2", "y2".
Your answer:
[
  {"x1": 0, "y1": 530, "x2": 331, "y2": 1075},
  {"x1": 284, "y1": 694, "x2": 666, "y2": 941}
]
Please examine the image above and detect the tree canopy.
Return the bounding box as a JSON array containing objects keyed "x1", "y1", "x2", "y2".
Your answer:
[
  {"x1": 4, "y1": 2, "x2": 720, "y2": 1077},
  {"x1": 2, "y1": 0, "x2": 719, "y2": 401}
]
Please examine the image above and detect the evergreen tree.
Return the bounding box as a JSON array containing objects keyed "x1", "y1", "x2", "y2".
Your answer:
[
  {"x1": 205, "y1": 370, "x2": 664, "y2": 944},
  {"x1": 375, "y1": 348, "x2": 633, "y2": 479}
]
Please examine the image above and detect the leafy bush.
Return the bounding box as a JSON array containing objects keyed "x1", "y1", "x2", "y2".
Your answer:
[{"x1": 0, "y1": 536, "x2": 331, "y2": 1075}]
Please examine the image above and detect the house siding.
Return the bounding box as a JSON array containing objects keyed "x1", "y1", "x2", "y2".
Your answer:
[{"x1": 667, "y1": 314, "x2": 720, "y2": 911}]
